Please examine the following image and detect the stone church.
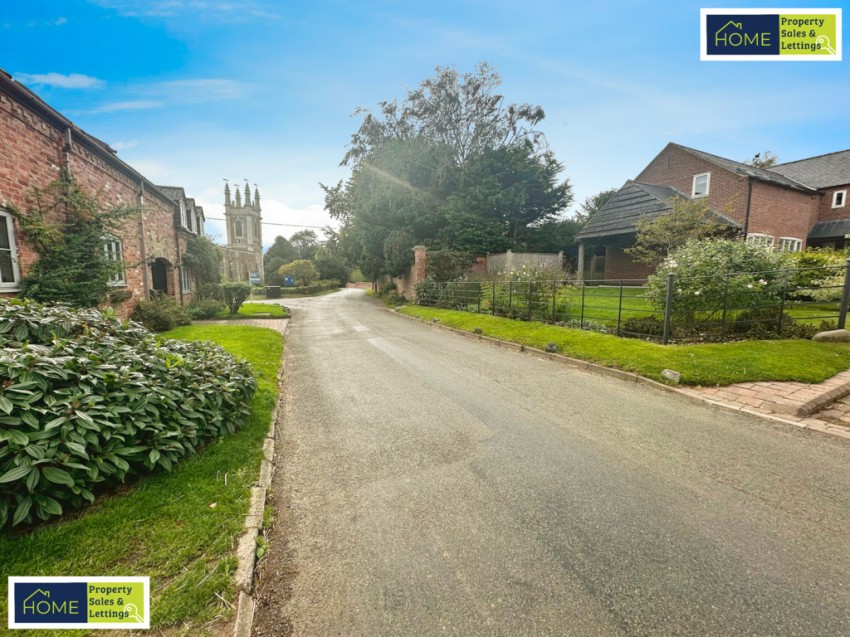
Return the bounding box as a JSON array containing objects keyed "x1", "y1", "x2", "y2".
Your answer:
[{"x1": 220, "y1": 180, "x2": 264, "y2": 285}]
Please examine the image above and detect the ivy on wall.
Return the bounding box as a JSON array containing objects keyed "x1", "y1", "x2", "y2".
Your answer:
[{"x1": 12, "y1": 173, "x2": 138, "y2": 308}]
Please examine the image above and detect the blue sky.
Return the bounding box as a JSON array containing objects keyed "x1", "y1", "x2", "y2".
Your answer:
[{"x1": 3, "y1": 0, "x2": 847, "y2": 245}]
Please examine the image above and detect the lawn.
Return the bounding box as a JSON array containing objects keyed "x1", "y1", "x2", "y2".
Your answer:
[
  {"x1": 0, "y1": 324, "x2": 282, "y2": 637},
  {"x1": 399, "y1": 306, "x2": 850, "y2": 386},
  {"x1": 215, "y1": 302, "x2": 290, "y2": 318}
]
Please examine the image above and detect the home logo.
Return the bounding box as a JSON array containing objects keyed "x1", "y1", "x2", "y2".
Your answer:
[
  {"x1": 8, "y1": 577, "x2": 149, "y2": 630},
  {"x1": 701, "y1": 8, "x2": 842, "y2": 61}
]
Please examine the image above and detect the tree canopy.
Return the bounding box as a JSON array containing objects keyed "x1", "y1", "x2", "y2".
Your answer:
[{"x1": 326, "y1": 63, "x2": 572, "y2": 280}]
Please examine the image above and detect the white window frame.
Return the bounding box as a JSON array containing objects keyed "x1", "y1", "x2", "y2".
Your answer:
[
  {"x1": 832, "y1": 190, "x2": 847, "y2": 208},
  {"x1": 746, "y1": 233, "x2": 774, "y2": 248},
  {"x1": 103, "y1": 236, "x2": 126, "y2": 286},
  {"x1": 692, "y1": 172, "x2": 711, "y2": 198},
  {"x1": 180, "y1": 265, "x2": 191, "y2": 293},
  {"x1": 0, "y1": 210, "x2": 20, "y2": 290},
  {"x1": 777, "y1": 237, "x2": 802, "y2": 253}
]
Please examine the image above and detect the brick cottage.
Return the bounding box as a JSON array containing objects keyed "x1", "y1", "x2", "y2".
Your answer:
[
  {"x1": 0, "y1": 69, "x2": 264, "y2": 317},
  {"x1": 576, "y1": 143, "x2": 850, "y2": 281}
]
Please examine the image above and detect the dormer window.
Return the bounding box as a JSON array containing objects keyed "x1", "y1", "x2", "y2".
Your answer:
[
  {"x1": 833, "y1": 190, "x2": 846, "y2": 208},
  {"x1": 692, "y1": 172, "x2": 710, "y2": 198}
]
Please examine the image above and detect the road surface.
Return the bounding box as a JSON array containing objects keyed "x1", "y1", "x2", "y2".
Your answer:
[{"x1": 252, "y1": 288, "x2": 850, "y2": 636}]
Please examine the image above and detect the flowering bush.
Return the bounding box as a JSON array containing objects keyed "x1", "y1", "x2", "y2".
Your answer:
[{"x1": 646, "y1": 239, "x2": 787, "y2": 323}]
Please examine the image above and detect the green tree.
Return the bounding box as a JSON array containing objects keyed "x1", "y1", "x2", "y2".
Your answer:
[
  {"x1": 278, "y1": 259, "x2": 319, "y2": 286},
  {"x1": 625, "y1": 197, "x2": 735, "y2": 266},
  {"x1": 13, "y1": 174, "x2": 137, "y2": 307},
  {"x1": 290, "y1": 229, "x2": 320, "y2": 260},
  {"x1": 264, "y1": 235, "x2": 298, "y2": 285},
  {"x1": 312, "y1": 228, "x2": 352, "y2": 286},
  {"x1": 745, "y1": 151, "x2": 779, "y2": 168},
  {"x1": 182, "y1": 236, "x2": 221, "y2": 299},
  {"x1": 329, "y1": 63, "x2": 572, "y2": 279},
  {"x1": 575, "y1": 187, "x2": 618, "y2": 224}
]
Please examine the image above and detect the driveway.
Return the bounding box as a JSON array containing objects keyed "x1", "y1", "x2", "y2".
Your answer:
[{"x1": 253, "y1": 288, "x2": 850, "y2": 636}]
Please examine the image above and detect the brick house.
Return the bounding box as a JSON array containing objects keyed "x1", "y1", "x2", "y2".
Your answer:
[
  {"x1": 0, "y1": 69, "x2": 205, "y2": 316},
  {"x1": 576, "y1": 143, "x2": 850, "y2": 281}
]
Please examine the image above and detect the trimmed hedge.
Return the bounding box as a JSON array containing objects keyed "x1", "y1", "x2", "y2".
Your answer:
[{"x1": 0, "y1": 299, "x2": 257, "y2": 529}]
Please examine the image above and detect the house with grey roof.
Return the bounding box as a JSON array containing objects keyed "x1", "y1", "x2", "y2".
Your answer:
[{"x1": 576, "y1": 143, "x2": 850, "y2": 281}]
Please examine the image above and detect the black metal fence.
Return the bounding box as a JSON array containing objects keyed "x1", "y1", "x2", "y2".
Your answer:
[{"x1": 415, "y1": 263, "x2": 850, "y2": 343}]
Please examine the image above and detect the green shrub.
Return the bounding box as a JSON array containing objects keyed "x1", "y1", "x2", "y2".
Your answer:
[
  {"x1": 221, "y1": 281, "x2": 253, "y2": 314},
  {"x1": 265, "y1": 286, "x2": 282, "y2": 299},
  {"x1": 731, "y1": 306, "x2": 817, "y2": 339},
  {"x1": 646, "y1": 239, "x2": 786, "y2": 323},
  {"x1": 130, "y1": 295, "x2": 191, "y2": 332},
  {"x1": 622, "y1": 316, "x2": 664, "y2": 337},
  {"x1": 187, "y1": 299, "x2": 225, "y2": 320},
  {"x1": 0, "y1": 299, "x2": 256, "y2": 529}
]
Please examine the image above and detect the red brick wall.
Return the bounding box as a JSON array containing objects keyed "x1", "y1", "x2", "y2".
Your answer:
[
  {"x1": 636, "y1": 145, "x2": 749, "y2": 223},
  {"x1": 0, "y1": 79, "x2": 194, "y2": 317},
  {"x1": 747, "y1": 181, "x2": 818, "y2": 247},
  {"x1": 603, "y1": 243, "x2": 653, "y2": 282},
  {"x1": 816, "y1": 185, "x2": 850, "y2": 222}
]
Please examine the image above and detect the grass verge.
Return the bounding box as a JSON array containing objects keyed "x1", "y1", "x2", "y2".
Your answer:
[
  {"x1": 399, "y1": 306, "x2": 850, "y2": 386},
  {"x1": 215, "y1": 302, "x2": 290, "y2": 319},
  {"x1": 0, "y1": 324, "x2": 282, "y2": 637}
]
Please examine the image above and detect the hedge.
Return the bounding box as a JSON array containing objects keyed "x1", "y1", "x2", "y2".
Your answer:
[{"x1": 0, "y1": 299, "x2": 257, "y2": 529}]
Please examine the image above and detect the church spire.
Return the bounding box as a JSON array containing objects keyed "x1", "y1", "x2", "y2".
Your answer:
[
  {"x1": 235, "y1": 185, "x2": 242, "y2": 207},
  {"x1": 224, "y1": 180, "x2": 231, "y2": 207},
  {"x1": 254, "y1": 185, "x2": 261, "y2": 210},
  {"x1": 244, "y1": 181, "x2": 251, "y2": 209}
]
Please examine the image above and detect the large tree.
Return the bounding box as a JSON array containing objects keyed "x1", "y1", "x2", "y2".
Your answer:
[
  {"x1": 575, "y1": 187, "x2": 618, "y2": 224},
  {"x1": 326, "y1": 63, "x2": 572, "y2": 280}
]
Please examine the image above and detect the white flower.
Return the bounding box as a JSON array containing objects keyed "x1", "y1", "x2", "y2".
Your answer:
[
  {"x1": 694, "y1": 290, "x2": 701, "y2": 296},
  {"x1": 758, "y1": 279, "x2": 767, "y2": 285},
  {"x1": 747, "y1": 284, "x2": 753, "y2": 289},
  {"x1": 668, "y1": 260, "x2": 678, "y2": 268}
]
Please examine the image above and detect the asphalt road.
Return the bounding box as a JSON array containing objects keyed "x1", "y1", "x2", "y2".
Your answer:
[{"x1": 252, "y1": 288, "x2": 850, "y2": 637}]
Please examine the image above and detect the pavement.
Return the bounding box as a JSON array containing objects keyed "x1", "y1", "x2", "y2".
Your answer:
[{"x1": 679, "y1": 371, "x2": 850, "y2": 441}]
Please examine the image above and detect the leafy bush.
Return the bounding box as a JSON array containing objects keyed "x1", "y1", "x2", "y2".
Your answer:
[
  {"x1": 730, "y1": 307, "x2": 817, "y2": 339},
  {"x1": 265, "y1": 286, "x2": 282, "y2": 299},
  {"x1": 646, "y1": 239, "x2": 786, "y2": 323},
  {"x1": 221, "y1": 281, "x2": 253, "y2": 314},
  {"x1": 277, "y1": 260, "x2": 319, "y2": 287},
  {"x1": 622, "y1": 316, "x2": 664, "y2": 338},
  {"x1": 187, "y1": 299, "x2": 224, "y2": 320},
  {"x1": 785, "y1": 248, "x2": 847, "y2": 302},
  {"x1": 0, "y1": 299, "x2": 257, "y2": 529},
  {"x1": 131, "y1": 295, "x2": 191, "y2": 332}
]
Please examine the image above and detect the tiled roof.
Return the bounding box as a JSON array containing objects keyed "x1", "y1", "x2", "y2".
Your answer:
[
  {"x1": 807, "y1": 219, "x2": 850, "y2": 240},
  {"x1": 156, "y1": 186, "x2": 185, "y2": 203},
  {"x1": 576, "y1": 181, "x2": 739, "y2": 240},
  {"x1": 769, "y1": 150, "x2": 850, "y2": 189},
  {"x1": 674, "y1": 144, "x2": 814, "y2": 192}
]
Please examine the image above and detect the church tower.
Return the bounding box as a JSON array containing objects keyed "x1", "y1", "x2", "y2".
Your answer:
[{"x1": 222, "y1": 180, "x2": 264, "y2": 283}]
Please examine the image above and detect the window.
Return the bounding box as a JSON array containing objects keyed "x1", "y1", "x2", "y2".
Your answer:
[
  {"x1": 777, "y1": 237, "x2": 802, "y2": 253},
  {"x1": 0, "y1": 211, "x2": 20, "y2": 289},
  {"x1": 103, "y1": 237, "x2": 125, "y2": 286},
  {"x1": 181, "y1": 266, "x2": 191, "y2": 293},
  {"x1": 833, "y1": 190, "x2": 846, "y2": 208},
  {"x1": 692, "y1": 172, "x2": 710, "y2": 198},
  {"x1": 746, "y1": 233, "x2": 774, "y2": 248}
]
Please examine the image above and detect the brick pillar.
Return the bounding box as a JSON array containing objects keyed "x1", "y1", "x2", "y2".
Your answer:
[{"x1": 413, "y1": 245, "x2": 428, "y2": 286}]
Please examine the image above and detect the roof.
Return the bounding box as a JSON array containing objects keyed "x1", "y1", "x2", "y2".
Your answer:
[
  {"x1": 672, "y1": 144, "x2": 814, "y2": 192},
  {"x1": 769, "y1": 149, "x2": 850, "y2": 189},
  {"x1": 576, "y1": 181, "x2": 740, "y2": 240},
  {"x1": 156, "y1": 186, "x2": 186, "y2": 203},
  {"x1": 807, "y1": 219, "x2": 850, "y2": 240}
]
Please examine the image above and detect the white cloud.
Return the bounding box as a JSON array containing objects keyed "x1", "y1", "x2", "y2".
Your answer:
[
  {"x1": 90, "y1": 100, "x2": 163, "y2": 113},
  {"x1": 54, "y1": 17, "x2": 68, "y2": 26},
  {"x1": 91, "y1": 1, "x2": 281, "y2": 21},
  {"x1": 110, "y1": 139, "x2": 139, "y2": 151},
  {"x1": 144, "y1": 78, "x2": 251, "y2": 102},
  {"x1": 15, "y1": 72, "x2": 105, "y2": 89}
]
